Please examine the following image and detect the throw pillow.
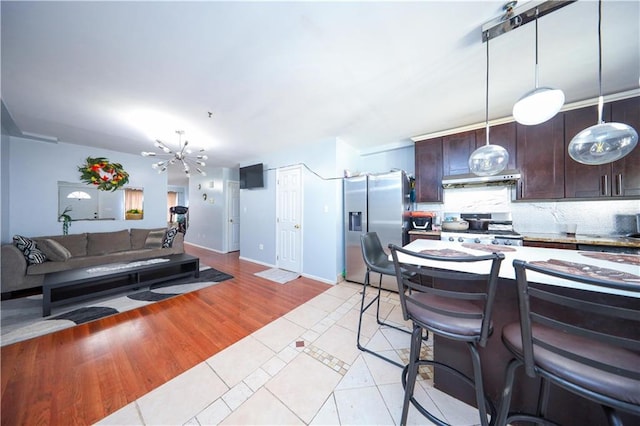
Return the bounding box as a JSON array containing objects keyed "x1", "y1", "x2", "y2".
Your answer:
[
  {"x1": 162, "y1": 227, "x2": 179, "y2": 248},
  {"x1": 36, "y1": 238, "x2": 72, "y2": 262},
  {"x1": 13, "y1": 235, "x2": 47, "y2": 265},
  {"x1": 145, "y1": 230, "x2": 166, "y2": 249}
]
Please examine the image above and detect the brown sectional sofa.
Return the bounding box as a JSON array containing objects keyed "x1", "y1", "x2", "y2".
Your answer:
[{"x1": 1, "y1": 228, "x2": 184, "y2": 294}]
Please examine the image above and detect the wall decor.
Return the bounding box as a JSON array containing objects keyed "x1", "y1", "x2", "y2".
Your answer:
[{"x1": 78, "y1": 157, "x2": 130, "y2": 191}]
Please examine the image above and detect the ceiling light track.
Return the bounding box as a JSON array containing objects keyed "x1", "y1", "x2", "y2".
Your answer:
[{"x1": 482, "y1": 0, "x2": 576, "y2": 43}]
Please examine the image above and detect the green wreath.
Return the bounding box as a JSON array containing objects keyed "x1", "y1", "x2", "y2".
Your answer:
[{"x1": 78, "y1": 157, "x2": 130, "y2": 191}]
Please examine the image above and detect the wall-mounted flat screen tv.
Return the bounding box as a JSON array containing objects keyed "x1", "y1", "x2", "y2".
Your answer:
[{"x1": 239, "y1": 163, "x2": 264, "y2": 189}]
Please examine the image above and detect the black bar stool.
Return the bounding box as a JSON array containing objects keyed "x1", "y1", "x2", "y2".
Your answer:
[
  {"x1": 496, "y1": 259, "x2": 640, "y2": 426},
  {"x1": 356, "y1": 232, "x2": 413, "y2": 368},
  {"x1": 389, "y1": 243, "x2": 504, "y2": 426}
]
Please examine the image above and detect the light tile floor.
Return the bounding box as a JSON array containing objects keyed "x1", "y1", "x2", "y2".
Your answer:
[{"x1": 97, "y1": 281, "x2": 482, "y2": 425}]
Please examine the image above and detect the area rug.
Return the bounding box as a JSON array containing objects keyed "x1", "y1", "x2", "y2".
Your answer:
[
  {"x1": 0, "y1": 267, "x2": 233, "y2": 347},
  {"x1": 254, "y1": 268, "x2": 300, "y2": 284}
]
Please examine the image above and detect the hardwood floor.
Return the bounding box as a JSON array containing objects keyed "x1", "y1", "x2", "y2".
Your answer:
[{"x1": 1, "y1": 245, "x2": 332, "y2": 425}]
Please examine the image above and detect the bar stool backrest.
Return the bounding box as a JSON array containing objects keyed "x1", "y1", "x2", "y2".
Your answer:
[
  {"x1": 389, "y1": 244, "x2": 504, "y2": 347},
  {"x1": 512, "y1": 259, "x2": 640, "y2": 381},
  {"x1": 361, "y1": 232, "x2": 393, "y2": 275}
]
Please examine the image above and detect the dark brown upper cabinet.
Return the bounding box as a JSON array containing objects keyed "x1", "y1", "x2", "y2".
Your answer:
[
  {"x1": 516, "y1": 113, "x2": 565, "y2": 200},
  {"x1": 565, "y1": 97, "x2": 640, "y2": 198},
  {"x1": 475, "y1": 122, "x2": 517, "y2": 171},
  {"x1": 415, "y1": 137, "x2": 443, "y2": 202},
  {"x1": 442, "y1": 130, "x2": 476, "y2": 176},
  {"x1": 610, "y1": 97, "x2": 640, "y2": 197}
]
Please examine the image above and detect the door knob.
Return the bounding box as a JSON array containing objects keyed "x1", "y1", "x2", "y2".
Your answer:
[{"x1": 294, "y1": 224, "x2": 300, "y2": 229}]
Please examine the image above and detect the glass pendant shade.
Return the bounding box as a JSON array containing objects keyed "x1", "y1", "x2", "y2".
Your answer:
[
  {"x1": 469, "y1": 143, "x2": 509, "y2": 176},
  {"x1": 568, "y1": 120, "x2": 638, "y2": 165},
  {"x1": 567, "y1": 1, "x2": 639, "y2": 166},
  {"x1": 512, "y1": 86, "x2": 565, "y2": 125},
  {"x1": 469, "y1": 38, "x2": 509, "y2": 176}
]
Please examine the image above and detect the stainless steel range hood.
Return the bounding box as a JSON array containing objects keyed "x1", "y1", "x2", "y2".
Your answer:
[{"x1": 442, "y1": 170, "x2": 521, "y2": 188}]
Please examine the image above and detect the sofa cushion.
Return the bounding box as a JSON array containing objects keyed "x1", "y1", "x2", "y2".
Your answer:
[
  {"x1": 130, "y1": 228, "x2": 166, "y2": 250},
  {"x1": 87, "y1": 230, "x2": 131, "y2": 256},
  {"x1": 43, "y1": 233, "x2": 88, "y2": 257},
  {"x1": 13, "y1": 235, "x2": 47, "y2": 265},
  {"x1": 162, "y1": 227, "x2": 179, "y2": 248},
  {"x1": 145, "y1": 230, "x2": 166, "y2": 249},
  {"x1": 35, "y1": 238, "x2": 72, "y2": 262}
]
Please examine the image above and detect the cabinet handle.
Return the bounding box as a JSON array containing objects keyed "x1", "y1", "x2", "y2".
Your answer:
[
  {"x1": 616, "y1": 174, "x2": 622, "y2": 196},
  {"x1": 519, "y1": 181, "x2": 523, "y2": 199},
  {"x1": 602, "y1": 175, "x2": 608, "y2": 196}
]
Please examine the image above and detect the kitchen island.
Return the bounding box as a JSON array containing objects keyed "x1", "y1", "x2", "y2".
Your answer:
[{"x1": 399, "y1": 239, "x2": 639, "y2": 426}]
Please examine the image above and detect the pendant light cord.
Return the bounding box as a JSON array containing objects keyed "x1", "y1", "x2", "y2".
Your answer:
[
  {"x1": 534, "y1": 8, "x2": 539, "y2": 89},
  {"x1": 485, "y1": 37, "x2": 490, "y2": 146},
  {"x1": 597, "y1": 0, "x2": 604, "y2": 123}
]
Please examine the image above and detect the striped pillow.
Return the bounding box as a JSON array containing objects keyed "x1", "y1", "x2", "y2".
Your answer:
[
  {"x1": 162, "y1": 227, "x2": 179, "y2": 248},
  {"x1": 13, "y1": 235, "x2": 47, "y2": 264}
]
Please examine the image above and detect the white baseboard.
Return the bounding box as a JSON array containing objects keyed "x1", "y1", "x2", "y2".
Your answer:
[{"x1": 184, "y1": 242, "x2": 225, "y2": 254}]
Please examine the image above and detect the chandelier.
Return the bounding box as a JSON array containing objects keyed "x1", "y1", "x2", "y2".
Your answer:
[{"x1": 141, "y1": 130, "x2": 207, "y2": 176}]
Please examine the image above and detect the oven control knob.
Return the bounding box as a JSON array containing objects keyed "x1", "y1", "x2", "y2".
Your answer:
[
  {"x1": 474, "y1": 238, "x2": 481, "y2": 244},
  {"x1": 504, "y1": 240, "x2": 512, "y2": 246},
  {"x1": 491, "y1": 239, "x2": 499, "y2": 245},
  {"x1": 448, "y1": 237, "x2": 455, "y2": 242},
  {"x1": 458, "y1": 237, "x2": 464, "y2": 242}
]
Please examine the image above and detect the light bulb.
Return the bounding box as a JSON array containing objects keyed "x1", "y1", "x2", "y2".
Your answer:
[{"x1": 141, "y1": 151, "x2": 156, "y2": 157}]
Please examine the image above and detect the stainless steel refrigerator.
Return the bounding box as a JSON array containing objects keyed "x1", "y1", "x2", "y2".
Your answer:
[{"x1": 344, "y1": 170, "x2": 411, "y2": 291}]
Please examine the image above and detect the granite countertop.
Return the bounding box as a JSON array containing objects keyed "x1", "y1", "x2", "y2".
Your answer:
[
  {"x1": 521, "y1": 232, "x2": 640, "y2": 248},
  {"x1": 401, "y1": 239, "x2": 640, "y2": 298}
]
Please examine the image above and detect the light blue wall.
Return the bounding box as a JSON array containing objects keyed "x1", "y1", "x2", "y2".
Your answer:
[
  {"x1": 184, "y1": 166, "x2": 238, "y2": 252},
  {"x1": 2, "y1": 136, "x2": 169, "y2": 242},
  {"x1": 1, "y1": 131, "x2": 10, "y2": 243},
  {"x1": 239, "y1": 138, "x2": 344, "y2": 283},
  {"x1": 238, "y1": 138, "x2": 415, "y2": 284}
]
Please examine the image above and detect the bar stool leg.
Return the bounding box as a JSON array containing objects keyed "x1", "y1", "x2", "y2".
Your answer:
[
  {"x1": 495, "y1": 358, "x2": 521, "y2": 426},
  {"x1": 536, "y1": 378, "x2": 551, "y2": 419},
  {"x1": 401, "y1": 324, "x2": 423, "y2": 425},
  {"x1": 356, "y1": 269, "x2": 404, "y2": 368},
  {"x1": 468, "y1": 342, "x2": 494, "y2": 426}
]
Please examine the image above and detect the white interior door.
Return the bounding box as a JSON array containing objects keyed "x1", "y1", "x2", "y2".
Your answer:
[
  {"x1": 226, "y1": 181, "x2": 240, "y2": 252},
  {"x1": 276, "y1": 166, "x2": 302, "y2": 273}
]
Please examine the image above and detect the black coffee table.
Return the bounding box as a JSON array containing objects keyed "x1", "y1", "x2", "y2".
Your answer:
[{"x1": 42, "y1": 254, "x2": 199, "y2": 316}]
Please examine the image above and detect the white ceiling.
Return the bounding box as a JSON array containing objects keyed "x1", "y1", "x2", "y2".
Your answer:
[{"x1": 2, "y1": 1, "x2": 639, "y2": 185}]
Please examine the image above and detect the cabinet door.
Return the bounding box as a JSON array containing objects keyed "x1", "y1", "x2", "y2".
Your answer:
[
  {"x1": 442, "y1": 131, "x2": 476, "y2": 176},
  {"x1": 516, "y1": 113, "x2": 565, "y2": 199},
  {"x1": 415, "y1": 138, "x2": 443, "y2": 202},
  {"x1": 564, "y1": 104, "x2": 613, "y2": 198},
  {"x1": 610, "y1": 97, "x2": 640, "y2": 197},
  {"x1": 475, "y1": 122, "x2": 517, "y2": 170}
]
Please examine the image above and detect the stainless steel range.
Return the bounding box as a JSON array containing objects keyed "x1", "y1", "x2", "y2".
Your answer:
[{"x1": 440, "y1": 212, "x2": 523, "y2": 246}]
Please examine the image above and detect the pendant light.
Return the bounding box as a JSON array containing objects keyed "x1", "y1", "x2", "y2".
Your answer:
[
  {"x1": 469, "y1": 38, "x2": 509, "y2": 177},
  {"x1": 512, "y1": 8, "x2": 565, "y2": 125},
  {"x1": 568, "y1": 0, "x2": 638, "y2": 165}
]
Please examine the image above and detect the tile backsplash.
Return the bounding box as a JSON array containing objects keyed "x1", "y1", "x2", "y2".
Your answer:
[{"x1": 416, "y1": 186, "x2": 639, "y2": 236}]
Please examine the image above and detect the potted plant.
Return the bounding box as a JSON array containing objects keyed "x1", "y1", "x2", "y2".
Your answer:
[
  {"x1": 125, "y1": 209, "x2": 143, "y2": 220},
  {"x1": 58, "y1": 206, "x2": 72, "y2": 235}
]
